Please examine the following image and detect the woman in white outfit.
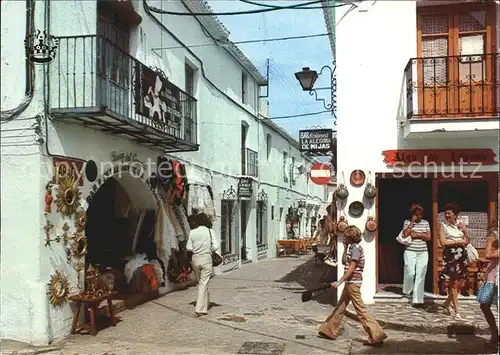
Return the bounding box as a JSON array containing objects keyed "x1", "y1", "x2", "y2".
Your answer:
[{"x1": 186, "y1": 213, "x2": 219, "y2": 317}]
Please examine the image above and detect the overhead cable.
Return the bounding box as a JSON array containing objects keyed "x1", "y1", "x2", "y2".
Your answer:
[
  {"x1": 148, "y1": 0, "x2": 347, "y2": 16},
  {"x1": 161, "y1": 32, "x2": 330, "y2": 49}
]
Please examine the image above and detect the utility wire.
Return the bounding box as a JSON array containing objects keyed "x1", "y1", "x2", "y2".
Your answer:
[
  {"x1": 160, "y1": 32, "x2": 330, "y2": 50},
  {"x1": 147, "y1": 1, "x2": 346, "y2": 16}
]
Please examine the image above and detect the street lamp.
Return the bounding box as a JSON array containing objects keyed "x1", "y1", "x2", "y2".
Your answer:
[
  {"x1": 294, "y1": 62, "x2": 337, "y2": 122},
  {"x1": 294, "y1": 67, "x2": 319, "y2": 91}
]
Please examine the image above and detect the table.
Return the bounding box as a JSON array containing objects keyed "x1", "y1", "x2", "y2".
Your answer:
[{"x1": 70, "y1": 292, "x2": 118, "y2": 336}]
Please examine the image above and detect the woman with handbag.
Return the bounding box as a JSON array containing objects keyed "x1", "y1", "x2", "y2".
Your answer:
[
  {"x1": 400, "y1": 203, "x2": 431, "y2": 307},
  {"x1": 478, "y1": 227, "x2": 499, "y2": 347},
  {"x1": 439, "y1": 202, "x2": 470, "y2": 320},
  {"x1": 186, "y1": 213, "x2": 220, "y2": 317}
]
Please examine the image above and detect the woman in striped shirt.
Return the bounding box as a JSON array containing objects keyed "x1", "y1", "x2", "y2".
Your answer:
[{"x1": 402, "y1": 203, "x2": 431, "y2": 306}]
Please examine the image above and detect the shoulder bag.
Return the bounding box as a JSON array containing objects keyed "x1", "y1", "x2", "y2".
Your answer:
[
  {"x1": 396, "y1": 229, "x2": 412, "y2": 246},
  {"x1": 465, "y1": 243, "x2": 479, "y2": 263},
  {"x1": 209, "y1": 229, "x2": 223, "y2": 267}
]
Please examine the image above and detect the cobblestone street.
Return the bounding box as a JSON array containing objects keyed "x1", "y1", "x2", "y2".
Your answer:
[{"x1": 1, "y1": 257, "x2": 498, "y2": 355}]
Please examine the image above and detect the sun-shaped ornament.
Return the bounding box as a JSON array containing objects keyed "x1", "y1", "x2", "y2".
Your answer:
[
  {"x1": 47, "y1": 270, "x2": 70, "y2": 307},
  {"x1": 56, "y1": 176, "x2": 81, "y2": 218}
]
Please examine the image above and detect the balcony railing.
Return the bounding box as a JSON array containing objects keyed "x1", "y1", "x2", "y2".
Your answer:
[
  {"x1": 246, "y1": 148, "x2": 258, "y2": 178},
  {"x1": 404, "y1": 53, "x2": 499, "y2": 119},
  {"x1": 51, "y1": 35, "x2": 198, "y2": 151}
]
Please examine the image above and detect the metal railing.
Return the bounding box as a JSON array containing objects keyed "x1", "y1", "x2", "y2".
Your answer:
[
  {"x1": 51, "y1": 35, "x2": 197, "y2": 145},
  {"x1": 404, "y1": 53, "x2": 499, "y2": 119},
  {"x1": 246, "y1": 148, "x2": 258, "y2": 178}
]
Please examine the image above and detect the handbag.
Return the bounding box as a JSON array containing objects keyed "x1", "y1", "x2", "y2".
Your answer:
[
  {"x1": 396, "y1": 229, "x2": 412, "y2": 246},
  {"x1": 465, "y1": 243, "x2": 479, "y2": 263},
  {"x1": 477, "y1": 282, "x2": 496, "y2": 304},
  {"x1": 209, "y1": 229, "x2": 223, "y2": 267}
]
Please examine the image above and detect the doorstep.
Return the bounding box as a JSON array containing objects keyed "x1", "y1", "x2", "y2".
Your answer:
[
  {"x1": 345, "y1": 302, "x2": 497, "y2": 335},
  {"x1": 374, "y1": 292, "x2": 478, "y2": 303}
]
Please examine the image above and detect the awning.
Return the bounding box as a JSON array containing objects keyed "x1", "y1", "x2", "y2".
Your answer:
[{"x1": 115, "y1": 173, "x2": 157, "y2": 211}]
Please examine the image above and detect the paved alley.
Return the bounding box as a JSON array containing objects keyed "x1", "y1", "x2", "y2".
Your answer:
[{"x1": 1, "y1": 256, "x2": 498, "y2": 355}]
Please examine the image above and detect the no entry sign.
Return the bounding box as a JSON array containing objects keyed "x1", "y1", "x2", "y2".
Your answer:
[{"x1": 309, "y1": 163, "x2": 332, "y2": 185}]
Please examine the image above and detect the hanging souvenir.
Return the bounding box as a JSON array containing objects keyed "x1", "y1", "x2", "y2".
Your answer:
[
  {"x1": 337, "y1": 213, "x2": 349, "y2": 233},
  {"x1": 56, "y1": 176, "x2": 81, "y2": 217},
  {"x1": 365, "y1": 208, "x2": 378, "y2": 232},
  {"x1": 349, "y1": 170, "x2": 366, "y2": 187},
  {"x1": 364, "y1": 171, "x2": 377, "y2": 199},
  {"x1": 47, "y1": 270, "x2": 70, "y2": 307},
  {"x1": 75, "y1": 209, "x2": 87, "y2": 232},
  {"x1": 44, "y1": 182, "x2": 54, "y2": 214},
  {"x1": 336, "y1": 172, "x2": 349, "y2": 200}
]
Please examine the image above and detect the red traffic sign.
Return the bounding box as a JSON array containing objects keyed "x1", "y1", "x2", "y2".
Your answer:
[{"x1": 309, "y1": 163, "x2": 332, "y2": 185}]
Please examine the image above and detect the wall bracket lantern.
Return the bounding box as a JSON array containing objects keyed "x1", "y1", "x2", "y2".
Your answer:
[
  {"x1": 294, "y1": 62, "x2": 337, "y2": 124},
  {"x1": 257, "y1": 189, "x2": 268, "y2": 210}
]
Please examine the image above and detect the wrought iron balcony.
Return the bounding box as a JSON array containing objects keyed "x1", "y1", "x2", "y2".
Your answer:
[
  {"x1": 246, "y1": 148, "x2": 258, "y2": 178},
  {"x1": 50, "y1": 35, "x2": 198, "y2": 151},
  {"x1": 404, "y1": 53, "x2": 499, "y2": 119}
]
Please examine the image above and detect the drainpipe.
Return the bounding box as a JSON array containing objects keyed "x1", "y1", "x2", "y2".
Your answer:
[{"x1": 0, "y1": 0, "x2": 35, "y2": 122}]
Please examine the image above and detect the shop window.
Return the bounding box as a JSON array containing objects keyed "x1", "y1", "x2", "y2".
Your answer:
[{"x1": 220, "y1": 200, "x2": 234, "y2": 255}]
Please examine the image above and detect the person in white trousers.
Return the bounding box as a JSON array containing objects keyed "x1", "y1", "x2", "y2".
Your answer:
[
  {"x1": 186, "y1": 213, "x2": 219, "y2": 317},
  {"x1": 401, "y1": 203, "x2": 431, "y2": 307}
]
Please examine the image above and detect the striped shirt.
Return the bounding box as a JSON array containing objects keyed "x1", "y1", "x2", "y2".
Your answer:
[
  {"x1": 404, "y1": 219, "x2": 430, "y2": 252},
  {"x1": 344, "y1": 243, "x2": 365, "y2": 284}
]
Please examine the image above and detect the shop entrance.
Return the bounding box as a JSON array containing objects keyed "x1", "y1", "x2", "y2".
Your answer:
[
  {"x1": 85, "y1": 174, "x2": 159, "y2": 309},
  {"x1": 240, "y1": 200, "x2": 249, "y2": 260},
  {"x1": 376, "y1": 177, "x2": 434, "y2": 294}
]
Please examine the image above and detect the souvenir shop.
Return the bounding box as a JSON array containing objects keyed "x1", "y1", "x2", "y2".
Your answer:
[{"x1": 46, "y1": 154, "x2": 216, "y2": 317}]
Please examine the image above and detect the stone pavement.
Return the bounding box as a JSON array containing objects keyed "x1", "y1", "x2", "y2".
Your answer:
[
  {"x1": 346, "y1": 301, "x2": 499, "y2": 335},
  {"x1": 1, "y1": 256, "x2": 499, "y2": 355}
]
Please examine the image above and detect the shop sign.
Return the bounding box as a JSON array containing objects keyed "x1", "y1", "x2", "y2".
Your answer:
[
  {"x1": 382, "y1": 149, "x2": 497, "y2": 166},
  {"x1": 134, "y1": 62, "x2": 182, "y2": 125},
  {"x1": 53, "y1": 157, "x2": 84, "y2": 186},
  {"x1": 237, "y1": 177, "x2": 253, "y2": 199},
  {"x1": 299, "y1": 129, "x2": 333, "y2": 154},
  {"x1": 111, "y1": 151, "x2": 143, "y2": 164}
]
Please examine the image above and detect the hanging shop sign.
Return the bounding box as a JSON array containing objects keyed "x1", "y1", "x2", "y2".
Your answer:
[
  {"x1": 382, "y1": 149, "x2": 497, "y2": 166},
  {"x1": 134, "y1": 62, "x2": 182, "y2": 125},
  {"x1": 299, "y1": 129, "x2": 333, "y2": 154},
  {"x1": 53, "y1": 157, "x2": 84, "y2": 186},
  {"x1": 237, "y1": 177, "x2": 253, "y2": 199}
]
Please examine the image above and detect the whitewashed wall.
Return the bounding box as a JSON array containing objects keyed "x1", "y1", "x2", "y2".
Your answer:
[
  {"x1": 334, "y1": 1, "x2": 500, "y2": 303},
  {"x1": 0, "y1": 0, "x2": 325, "y2": 345}
]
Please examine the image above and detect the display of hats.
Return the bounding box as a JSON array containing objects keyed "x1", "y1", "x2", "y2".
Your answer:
[
  {"x1": 348, "y1": 201, "x2": 365, "y2": 217},
  {"x1": 350, "y1": 170, "x2": 366, "y2": 187}
]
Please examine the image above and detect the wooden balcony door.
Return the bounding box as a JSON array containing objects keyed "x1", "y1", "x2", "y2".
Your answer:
[{"x1": 416, "y1": 4, "x2": 497, "y2": 118}]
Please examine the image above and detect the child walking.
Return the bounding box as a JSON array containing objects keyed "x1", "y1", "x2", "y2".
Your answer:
[{"x1": 318, "y1": 225, "x2": 387, "y2": 346}]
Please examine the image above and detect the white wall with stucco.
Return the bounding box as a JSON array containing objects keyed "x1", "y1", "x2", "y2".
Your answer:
[
  {"x1": 1, "y1": 0, "x2": 325, "y2": 345},
  {"x1": 334, "y1": 1, "x2": 500, "y2": 304}
]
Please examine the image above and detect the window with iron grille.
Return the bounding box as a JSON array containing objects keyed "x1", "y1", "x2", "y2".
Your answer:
[
  {"x1": 246, "y1": 148, "x2": 258, "y2": 177},
  {"x1": 291, "y1": 157, "x2": 296, "y2": 186}
]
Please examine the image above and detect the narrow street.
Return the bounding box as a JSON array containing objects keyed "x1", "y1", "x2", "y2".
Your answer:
[{"x1": 2, "y1": 256, "x2": 497, "y2": 355}]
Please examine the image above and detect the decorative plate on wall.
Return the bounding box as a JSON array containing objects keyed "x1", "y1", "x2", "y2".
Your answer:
[
  {"x1": 348, "y1": 201, "x2": 365, "y2": 218},
  {"x1": 350, "y1": 170, "x2": 366, "y2": 187}
]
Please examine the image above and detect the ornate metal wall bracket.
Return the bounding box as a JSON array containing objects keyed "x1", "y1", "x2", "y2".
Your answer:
[{"x1": 307, "y1": 62, "x2": 337, "y2": 124}]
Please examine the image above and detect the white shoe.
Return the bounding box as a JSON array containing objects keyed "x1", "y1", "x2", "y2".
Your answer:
[{"x1": 324, "y1": 258, "x2": 337, "y2": 267}]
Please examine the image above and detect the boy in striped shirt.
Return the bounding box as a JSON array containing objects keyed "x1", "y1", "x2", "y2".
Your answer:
[{"x1": 318, "y1": 225, "x2": 387, "y2": 346}]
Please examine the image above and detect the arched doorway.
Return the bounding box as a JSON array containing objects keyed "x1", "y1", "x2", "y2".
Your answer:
[{"x1": 84, "y1": 172, "x2": 159, "y2": 308}]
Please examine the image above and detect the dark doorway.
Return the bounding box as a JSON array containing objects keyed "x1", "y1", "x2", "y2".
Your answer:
[
  {"x1": 240, "y1": 200, "x2": 248, "y2": 260},
  {"x1": 377, "y1": 177, "x2": 434, "y2": 293}
]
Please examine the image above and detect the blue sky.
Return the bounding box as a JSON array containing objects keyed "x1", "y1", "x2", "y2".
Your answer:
[{"x1": 208, "y1": 0, "x2": 335, "y2": 139}]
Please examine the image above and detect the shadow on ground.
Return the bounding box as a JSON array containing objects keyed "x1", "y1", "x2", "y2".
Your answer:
[
  {"x1": 274, "y1": 257, "x2": 337, "y2": 306},
  {"x1": 352, "y1": 336, "x2": 497, "y2": 354}
]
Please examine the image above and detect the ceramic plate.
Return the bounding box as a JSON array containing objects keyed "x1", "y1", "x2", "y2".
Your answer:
[{"x1": 348, "y1": 201, "x2": 365, "y2": 217}]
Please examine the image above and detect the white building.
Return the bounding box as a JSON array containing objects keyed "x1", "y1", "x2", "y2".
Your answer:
[
  {"x1": 323, "y1": 0, "x2": 499, "y2": 303},
  {"x1": 0, "y1": 0, "x2": 325, "y2": 345}
]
